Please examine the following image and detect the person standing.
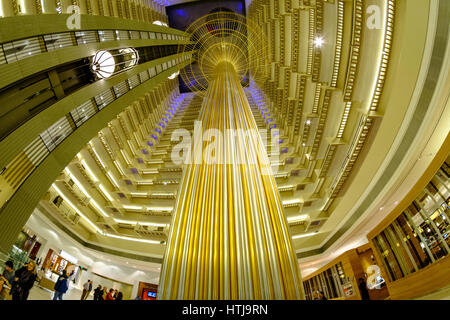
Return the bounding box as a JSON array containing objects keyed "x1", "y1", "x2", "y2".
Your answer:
[
  {"x1": 116, "y1": 291, "x2": 123, "y2": 300},
  {"x1": 93, "y1": 285, "x2": 102, "y2": 300},
  {"x1": 102, "y1": 286, "x2": 107, "y2": 300},
  {"x1": 53, "y1": 270, "x2": 70, "y2": 300},
  {"x1": 11, "y1": 261, "x2": 37, "y2": 301},
  {"x1": 0, "y1": 261, "x2": 15, "y2": 298},
  {"x1": 358, "y1": 278, "x2": 371, "y2": 300},
  {"x1": 81, "y1": 280, "x2": 93, "y2": 300},
  {"x1": 105, "y1": 288, "x2": 115, "y2": 300}
]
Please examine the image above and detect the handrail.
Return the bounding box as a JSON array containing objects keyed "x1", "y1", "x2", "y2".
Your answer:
[{"x1": 0, "y1": 52, "x2": 193, "y2": 213}]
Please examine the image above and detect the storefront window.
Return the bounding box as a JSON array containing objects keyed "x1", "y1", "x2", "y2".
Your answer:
[
  {"x1": 373, "y1": 234, "x2": 404, "y2": 281},
  {"x1": 303, "y1": 262, "x2": 348, "y2": 300},
  {"x1": 372, "y1": 161, "x2": 449, "y2": 282}
]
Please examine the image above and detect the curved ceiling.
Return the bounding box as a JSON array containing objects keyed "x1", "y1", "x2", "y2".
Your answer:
[{"x1": 2, "y1": 0, "x2": 448, "y2": 274}]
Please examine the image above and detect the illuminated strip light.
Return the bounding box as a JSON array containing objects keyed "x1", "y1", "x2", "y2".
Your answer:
[
  {"x1": 343, "y1": 0, "x2": 363, "y2": 101},
  {"x1": 103, "y1": 232, "x2": 161, "y2": 244},
  {"x1": 123, "y1": 205, "x2": 144, "y2": 210},
  {"x1": 287, "y1": 214, "x2": 309, "y2": 223},
  {"x1": 80, "y1": 159, "x2": 98, "y2": 182},
  {"x1": 282, "y1": 199, "x2": 302, "y2": 207},
  {"x1": 147, "y1": 207, "x2": 173, "y2": 212},
  {"x1": 120, "y1": 149, "x2": 132, "y2": 166},
  {"x1": 63, "y1": 167, "x2": 109, "y2": 217},
  {"x1": 98, "y1": 184, "x2": 114, "y2": 202},
  {"x1": 52, "y1": 184, "x2": 102, "y2": 233},
  {"x1": 336, "y1": 102, "x2": 352, "y2": 138},
  {"x1": 130, "y1": 192, "x2": 148, "y2": 197},
  {"x1": 368, "y1": 0, "x2": 394, "y2": 112},
  {"x1": 127, "y1": 140, "x2": 137, "y2": 157},
  {"x1": 90, "y1": 199, "x2": 109, "y2": 217},
  {"x1": 89, "y1": 143, "x2": 107, "y2": 169},
  {"x1": 107, "y1": 171, "x2": 120, "y2": 189},
  {"x1": 331, "y1": 1, "x2": 344, "y2": 88},
  {"x1": 307, "y1": 8, "x2": 315, "y2": 75},
  {"x1": 64, "y1": 168, "x2": 90, "y2": 200},
  {"x1": 113, "y1": 218, "x2": 168, "y2": 228},
  {"x1": 142, "y1": 169, "x2": 159, "y2": 174},
  {"x1": 113, "y1": 160, "x2": 125, "y2": 176},
  {"x1": 292, "y1": 232, "x2": 318, "y2": 240}
]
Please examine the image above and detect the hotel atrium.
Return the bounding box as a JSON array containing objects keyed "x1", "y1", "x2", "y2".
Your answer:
[{"x1": 0, "y1": 0, "x2": 449, "y2": 301}]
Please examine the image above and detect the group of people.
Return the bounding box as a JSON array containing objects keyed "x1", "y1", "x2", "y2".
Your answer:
[
  {"x1": 312, "y1": 290, "x2": 328, "y2": 300},
  {"x1": 0, "y1": 260, "x2": 37, "y2": 300},
  {"x1": 55, "y1": 275, "x2": 124, "y2": 300},
  {"x1": 92, "y1": 284, "x2": 123, "y2": 300},
  {"x1": 1, "y1": 260, "x2": 124, "y2": 301}
]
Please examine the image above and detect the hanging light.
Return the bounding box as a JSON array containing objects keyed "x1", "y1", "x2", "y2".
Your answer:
[{"x1": 91, "y1": 48, "x2": 139, "y2": 79}]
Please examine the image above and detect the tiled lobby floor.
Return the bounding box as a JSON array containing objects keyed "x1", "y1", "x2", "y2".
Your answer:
[{"x1": 28, "y1": 285, "x2": 93, "y2": 300}]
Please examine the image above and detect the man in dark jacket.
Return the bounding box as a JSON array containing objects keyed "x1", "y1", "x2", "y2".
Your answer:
[
  {"x1": 53, "y1": 270, "x2": 69, "y2": 300},
  {"x1": 93, "y1": 285, "x2": 102, "y2": 300}
]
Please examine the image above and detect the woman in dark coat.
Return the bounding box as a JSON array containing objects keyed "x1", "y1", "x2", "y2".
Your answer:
[{"x1": 11, "y1": 261, "x2": 37, "y2": 301}]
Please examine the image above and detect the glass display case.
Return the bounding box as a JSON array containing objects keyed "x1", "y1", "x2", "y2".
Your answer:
[{"x1": 372, "y1": 162, "x2": 449, "y2": 282}]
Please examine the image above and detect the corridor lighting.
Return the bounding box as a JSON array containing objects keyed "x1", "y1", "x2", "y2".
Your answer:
[
  {"x1": 90, "y1": 199, "x2": 109, "y2": 217},
  {"x1": 168, "y1": 71, "x2": 180, "y2": 79},
  {"x1": 107, "y1": 171, "x2": 120, "y2": 188},
  {"x1": 147, "y1": 207, "x2": 173, "y2": 212},
  {"x1": 153, "y1": 20, "x2": 168, "y2": 27},
  {"x1": 103, "y1": 233, "x2": 161, "y2": 244},
  {"x1": 64, "y1": 168, "x2": 90, "y2": 200},
  {"x1": 113, "y1": 218, "x2": 168, "y2": 228},
  {"x1": 52, "y1": 184, "x2": 102, "y2": 233},
  {"x1": 314, "y1": 36, "x2": 324, "y2": 48},
  {"x1": 99, "y1": 184, "x2": 114, "y2": 202},
  {"x1": 120, "y1": 149, "x2": 132, "y2": 166},
  {"x1": 287, "y1": 214, "x2": 309, "y2": 223},
  {"x1": 282, "y1": 199, "x2": 302, "y2": 206},
  {"x1": 306, "y1": 120, "x2": 311, "y2": 125},
  {"x1": 123, "y1": 205, "x2": 144, "y2": 210},
  {"x1": 130, "y1": 192, "x2": 147, "y2": 197},
  {"x1": 143, "y1": 169, "x2": 159, "y2": 174},
  {"x1": 80, "y1": 159, "x2": 99, "y2": 182},
  {"x1": 292, "y1": 232, "x2": 318, "y2": 240},
  {"x1": 113, "y1": 160, "x2": 126, "y2": 176},
  {"x1": 89, "y1": 143, "x2": 107, "y2": 169}
]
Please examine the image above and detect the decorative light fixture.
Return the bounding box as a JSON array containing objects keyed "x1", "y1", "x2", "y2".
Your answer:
[
  {"x1": 91, "y1": 48, "x2": 139, "y2": 79},
  {"x1": 153, "y1": 20, "x2": 169, "y2": 27},
  {"x1": 168, "y1": 71, "x2": 180, "y2": 79},
  {"x1": 314, "y1": 36, "x2": 324, "y2": 48}
]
